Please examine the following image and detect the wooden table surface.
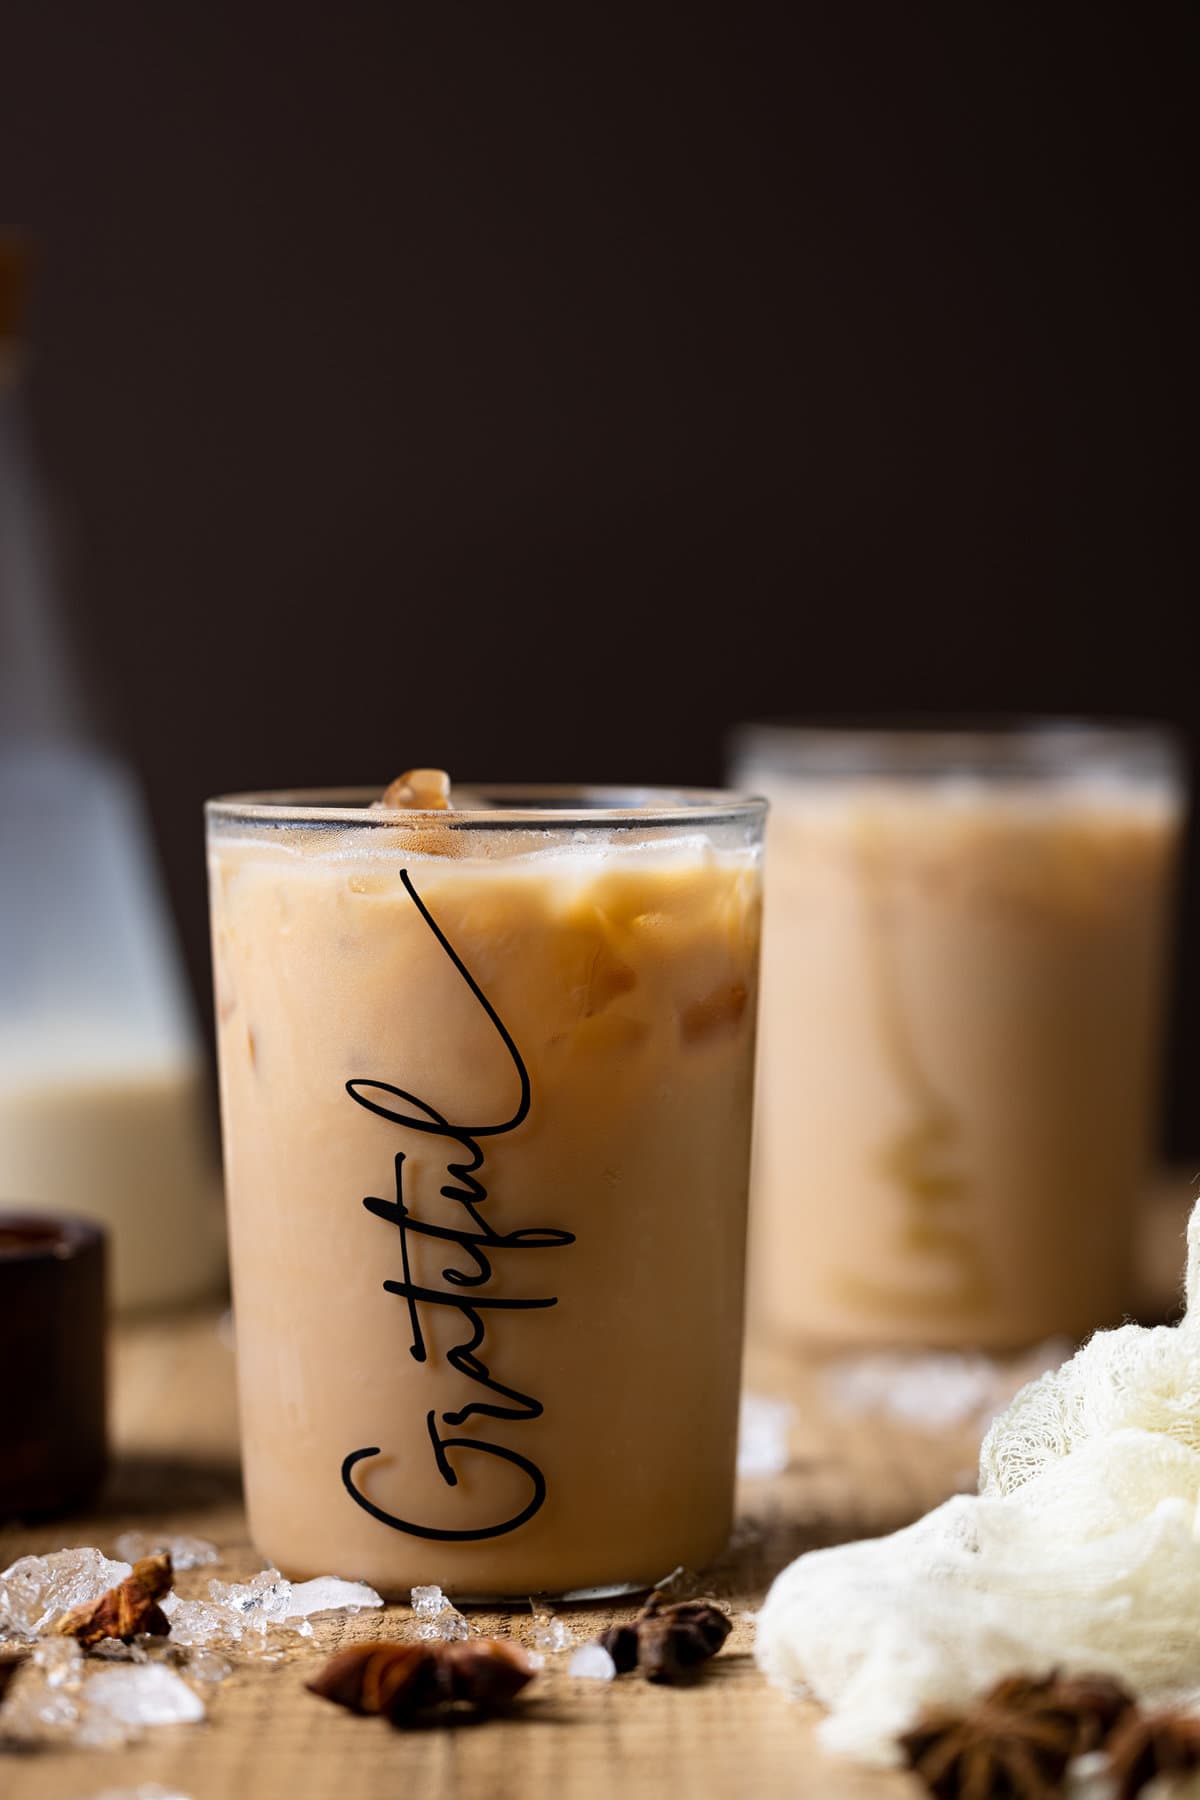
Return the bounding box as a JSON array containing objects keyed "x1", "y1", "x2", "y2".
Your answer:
[{"x1": 3, "y1": 1180, "x2": 1193, "y2": 1800}]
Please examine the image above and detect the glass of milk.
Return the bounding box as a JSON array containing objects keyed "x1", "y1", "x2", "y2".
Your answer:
[
  {"x1": 0, "y1": 745, "x2": 226, "y2": 1311},
  {"x1": 0, "y1": 239, "x2": 225, "y2": 1312}
]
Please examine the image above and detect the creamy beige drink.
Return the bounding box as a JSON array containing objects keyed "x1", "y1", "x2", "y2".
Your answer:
[
  {"x1": 0, "y1": 741, "x2": 225, "y2": 1313},
  {"x1": 734, "y1": 726, "x2": 1182, "y2": 1349},
  {"x1": 0, "y1": 1034, "x2": 224, "y2": 1312},
  {"x1": 207, "y1": 785, "x2": 763, "y2": 1596}
]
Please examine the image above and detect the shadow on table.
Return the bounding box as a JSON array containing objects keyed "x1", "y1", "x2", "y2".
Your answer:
[{"x1": 391, "y1": 1696, "x2": 579, "y2": 1731}]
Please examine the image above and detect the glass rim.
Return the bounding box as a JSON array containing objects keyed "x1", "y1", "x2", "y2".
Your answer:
[
  {"x1": 729, "y1": 716, "x2": 1184, "y2": 781},
  {"x1": 205, "y1": 782, "x2": 768, "y2": 831}
]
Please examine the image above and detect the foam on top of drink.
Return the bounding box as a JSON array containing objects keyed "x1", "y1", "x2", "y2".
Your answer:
[
  {"x1": 208, "y1": 777, "x2": 763, "y2": 929},
  {"x1": 209, "y1": 818, "x2": 753, "y2": 872}
]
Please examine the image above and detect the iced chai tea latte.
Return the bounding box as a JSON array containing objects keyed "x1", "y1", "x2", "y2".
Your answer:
[
  {"x1": 733, "y1": 725, "x2": 1183, "y2": 1350},
  {"x1": 207, "y1": 782, "x2": 764, "y2": 1596}
]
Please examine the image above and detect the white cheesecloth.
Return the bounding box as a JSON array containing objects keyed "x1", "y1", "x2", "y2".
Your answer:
[{"x1": 755, "y1": 1197, "x2": 1200, "y2": 1762}]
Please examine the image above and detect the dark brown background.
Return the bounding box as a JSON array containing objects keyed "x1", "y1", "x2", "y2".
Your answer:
[{"x1": 2, "y1": 3, "x2": 1196, "y2": 1149}]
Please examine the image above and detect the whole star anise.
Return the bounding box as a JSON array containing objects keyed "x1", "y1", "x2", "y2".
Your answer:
[
  {"x1": 988, "y1": 1672, "x2": 1137, "y2": 1755},
  {"x1": 901, "y1": 1670, "x2": 1136, "y2": 1798},
  {"x1": 902, "y1": 1703, "x2": 1073, "y2": 1798},
  {"x1": 596, "y1": 1592, "x2": 732, "y2": 1684},
  {"x1": 307, "y1": 1637, "x2": 538, "y2": 1726},
  {"x1": 51, "y1": 1553, "x2": 173, "y2": 1648},
  {"x1": 1104, "y1": 1706, "x2": 1200, "y2": 1799},
  {"x1": 308, "y1": 1642, "x2": 442, "y2": 1717}
]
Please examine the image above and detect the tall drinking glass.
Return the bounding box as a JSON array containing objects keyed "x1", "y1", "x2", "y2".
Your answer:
[
  {"x1": 207, "y1": 786, "x2": 764, "y2": 1597},
  {"x1": 731, "y1": 723, "x2": 1183, "y2": 1349}
]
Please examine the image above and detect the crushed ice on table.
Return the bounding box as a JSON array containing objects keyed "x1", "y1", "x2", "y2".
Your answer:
[
  {"x1": 158, "y1": 1595, "x2": 230, "y2": 1648},
  {"x1": 0, "y1": 1653, "x2": 205, "y2": 1749},
  {"x1": 410, "y1": 1584, "x2": 445, "y2": 1620},
  {"x1": 529, "y1": 1613, "x2": 573, "y2": 1654},
  {"x1": 567, "y1": 1642, "x2": 617, "y2": 1681},
  {"x1": 205, "y1": 1570, "x2": 310, "y2": 1648},
  {"x1": 286, "y1": 1576, "x2": 382, "y2": 1618},
  {"x1": 539, "y1": 1619, "x2": 573, "y2": 1653},
  {"x1": 736, "y1": 1392, "x2": 795, "y2": 1479},
  {"x1": 32, "y1": 1636, "x2": 84, "y2": 1686},
  {"x1": 84, "y1": 1664, "x2": 205, "y2": 1729},
  {"x1": 413, "y1": 1607, "x2": 471, "y2": 1642},
  {"x1": 115, "y1": 1531, "x2": 219, "y2": 1572},
  {"x1": 408, "y1": 1585, "x2": 471, "y2": 1641},
  {"x1": 0, "y1": 1668, "x2": 82, "y2": 1743},
  {"x1": 0, "y1": 1548, "x2": 132, "y2": 1640},
  {"x1": 185, "y1": 1647, "x2": 233, "y2": 1684},
  {"x1": 823, "y1": 1340, "x2": 1069, "y2": 1433},
  {"x1": 1, "y1": 1641, "x2": 85, "y2": 1744},
  {"x1": 158, "y1": 1567, "x2": 381, "y2": 1651},
  {"x1": 208, "y1": 1569, "x2": 296, "y2": 1625}
]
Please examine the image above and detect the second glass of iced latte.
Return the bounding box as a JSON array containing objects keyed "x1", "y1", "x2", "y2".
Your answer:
[
  {"x1": 732, "y1": 723, "x2": 1182, "y2": 1350},
  {"x1": 207, "y1": 783, "x2": 764, "y2": 1598}
]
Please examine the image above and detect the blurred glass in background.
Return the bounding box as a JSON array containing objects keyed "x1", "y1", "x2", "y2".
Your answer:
[
  {"x1": 732, "y1": 721, "x2": 1185, "y2": 1350},
  {"x1": 0, "y1": 237, "x2": 225, "y2": 1310}
]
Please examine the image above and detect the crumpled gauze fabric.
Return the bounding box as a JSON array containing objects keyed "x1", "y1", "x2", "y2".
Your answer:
[{"x1": 754, "y1": 1198, "x2": 1200, "y2": 1763}]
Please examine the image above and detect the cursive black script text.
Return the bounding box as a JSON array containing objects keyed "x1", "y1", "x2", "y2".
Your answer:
[{"x1": 340, "y1": 868, "x2": 574, "y2": 1541}]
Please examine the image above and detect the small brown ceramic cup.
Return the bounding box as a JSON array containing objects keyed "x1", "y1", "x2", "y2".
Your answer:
[{"x1": 0, "y1": 1213, "x2": 108, "y2": 1520}]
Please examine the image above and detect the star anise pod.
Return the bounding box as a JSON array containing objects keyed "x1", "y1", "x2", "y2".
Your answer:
[
  {"x1": 902, "y1": 1669, "x2": 1140, "y2": 1798},
  {"x1": 597, "y1": 1619, "x2": 640, "y2": 1673},
  {"x1": 441, "y1": 1640, "x2": 540, "y2": 1709},
  {"x1": 51, "y1": 1552, "x2": 173, "y2": 1648},
  {"x1": 904, "y1": 1690, "x2": 1066, "y2": 1795},
  {"x1": 988, "y1": 1672, "x2": 1137, "y2": 1755},
  {"x1": 902, "y1": 1706, "x2": 1070, "y2": 1797},
  {"x1": 307, "y1": 1637, "x2": 538, "y2": 1726},
  {"x1": 307, "y1": 1642, "x2": 442, "y2": 1717},
  {"x1": 1104, "y1": 1706, "x2": 1200, "y2": 1799},
  {"x1": 596, "y1": 1592, "x2": 732, "y2": 1685}
]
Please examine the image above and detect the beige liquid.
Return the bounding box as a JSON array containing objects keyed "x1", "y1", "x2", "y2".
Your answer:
[
  {"x1": 209, "y1": 825, "x2": 761, "y2": 1596},
  {"x1": 0, "y1": 1038, "x2": 226, "y2": 1312},
  {"x1": 747, "y1": 779, "x2": 1181, "y2": 1348}
]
